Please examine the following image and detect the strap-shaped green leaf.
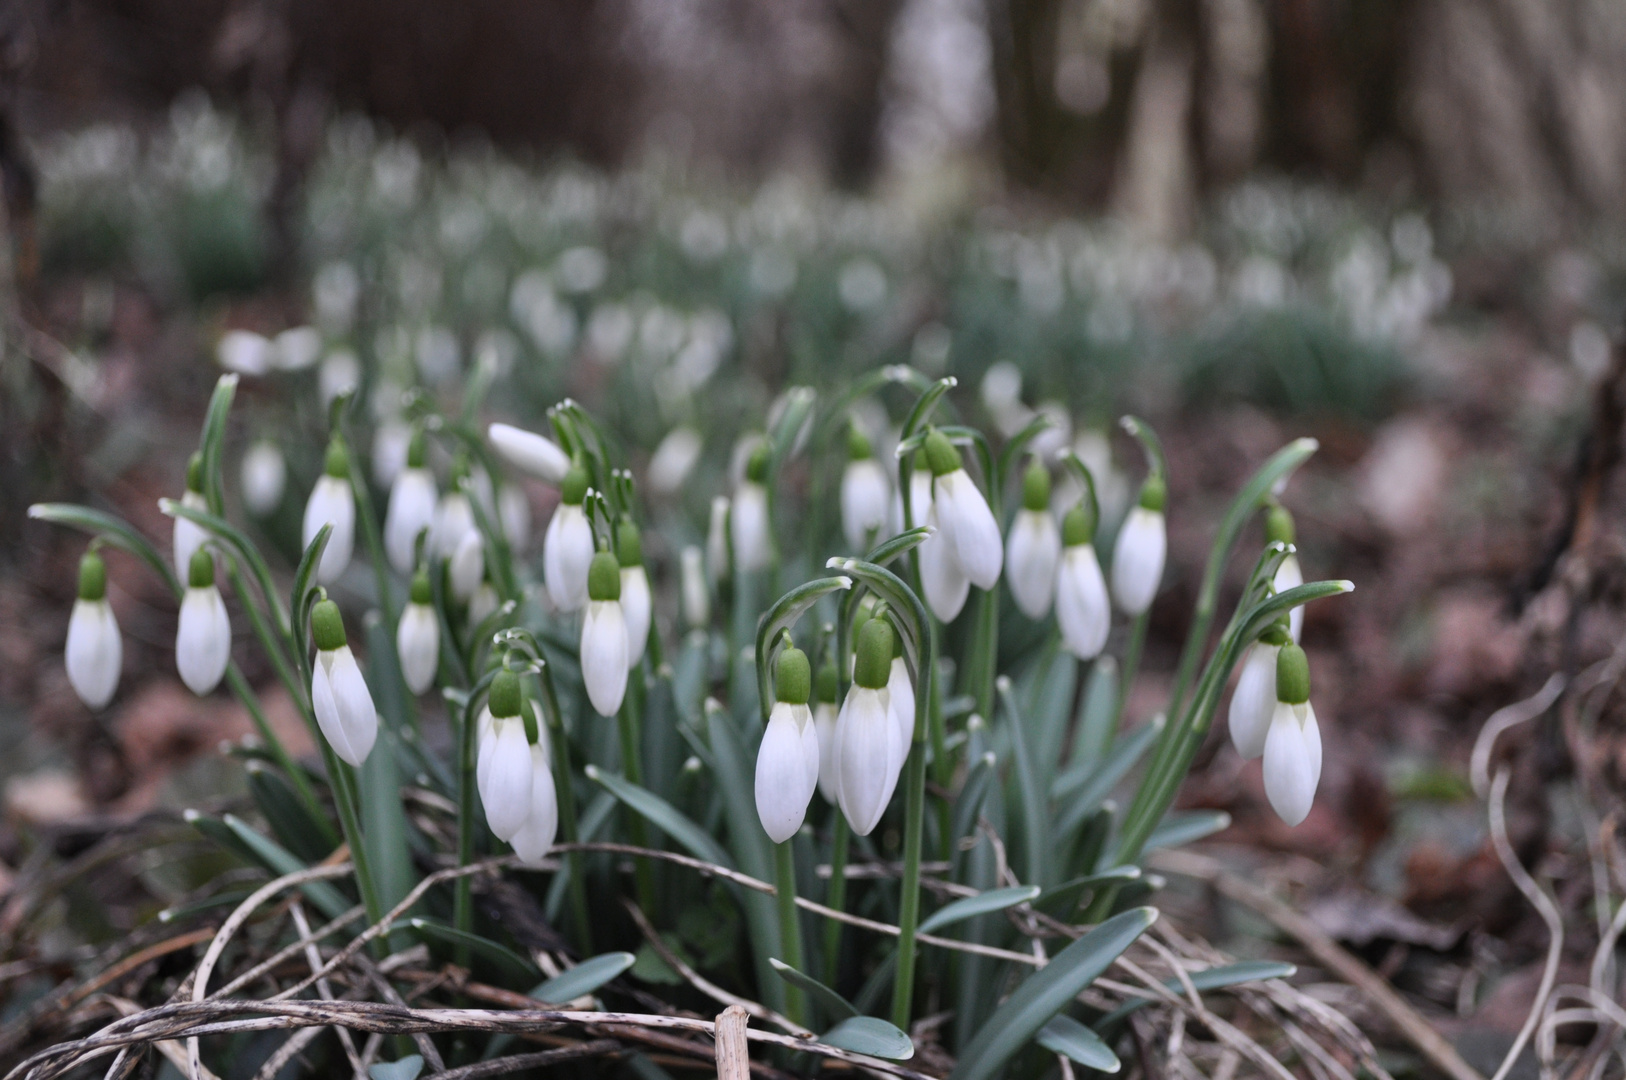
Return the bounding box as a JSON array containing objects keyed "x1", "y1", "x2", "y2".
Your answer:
[
  {"x1": 770, "y1": 958, "x2": 858, "y2": 1020},
  {"x1": 1145, "y1": 810, "x2": 1231, "y2": 852},
  {"x1": 1094, "y1": 960, "x2": 1298, "y2": 1030},
  {"x1": 409, "y1": 918, "x2": 539, "y2": 984},
  {"x1": 584, "y1": 766, "x2": 734, "y2": 870},
  {"x1": 367, "y1": 1056, "x2": 424, "y2": 1080},
  {"x1": 531, "y1": 952, "x2": 636, "y2": 1004},
  {"x1": 819, "y1": 1016, "x2": 914, "y2": 1060},
  {"x1": 1037, "y1": 1015, "x2": 1120, "y2": 1072},
  {"x1": 918, "y1": 886, "x2": 1040, "y2": 935},
  {"x1": 1054, "y1": 715, "x2": 1164, "y2": 834},
  {"x1": 1035, "y1": 867, "x2": 1141, "y2": 921},
  {"x1": 27, "y1": 504, "x2": 180, "y2": 597}
]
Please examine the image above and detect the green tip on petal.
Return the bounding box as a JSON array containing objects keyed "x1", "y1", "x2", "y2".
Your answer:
[
  {"x1": 407, "y1": 428, "x2": 427, "y2": 470},
  {"x1": 1265, "y1": 504, "x2": 1295, "y2": 545},
  {"x1": 816, "y1": 662, "x2": 838, "y2": 703},
  {"x1": 1022, "y1": 458, "x2": 1051, "y2": 511},
  {"x1": 1138, "y1": 473, "x2": 1166, "y2": 512},
  {"x1": 923, "y1": 430, "x2": 961, "y2": 477},
  {"x1": 847, "y1": 426, "x2": 872, "y2": 461},
  {"x1": 187, "y1": 547, "x2": 215, "y2": 589},
  {"x1": 776, "y1": 646, "x2": 811, "y2": 705},
  {"x1": 616, "y1": 520, "x2": 643, "y2": 567},
  {"x1": 746, "y1": 443, "x2": 770, "y2": 483},
  {"x1": 78, "y1": 551, "x2": 106, "y2": 601},
  {"x1": 311, "y1": 599, "x2": 347, "y2": 652},
  {"x1": 561, "y1": 464, "x2": 589, "y2": 505},
  {"x1": 1062, "y1": 502, "x2": 1096, "y2": 547},
  {"x1": 854, "y1": 617, "x2": 894, "y2": 690},
  {"x1": 1259, "y1": 613, "x2": 1291, "y2": 647},
  {"x1": 587, "y1": 551, "x2": 621, "y2": 601},
  {"x1": 410, "y1": 568, "x2": 432, "y2": 605},
  {"x1": 323, "y1": 438, "x2": 349, "y2": 480},
  {"x1": 489, "y1": 670, "x2": 523, "y2": 719},
  {"x1": 185, "y1": 452, "x2": 205, "y2": 494},
  {"x1": 1275, "y1": 643, "x2": 1310, "y2": 704}
]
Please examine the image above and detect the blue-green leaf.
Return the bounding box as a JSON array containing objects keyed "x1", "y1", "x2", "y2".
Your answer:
[
  {"x1": 1094, "y1": 960, "x2": 1297, "y2": 1030},
  {"x1": 217, "y1": 813, "x2": 352, "y2": 920},
  {"x1": 820, "y1": 1016, "x2": 914, "y2": 1060},
  {"x1": 1035, "y1": 867, "x2": 1141, "y2": 921},
  {"x1": 368, "y1": 1056, "x2": 424, "y2": 1080},
  {"x1": 409, "y1": 919, "x2": 539, "y2": 985},
  {"x1": 918, "y1": 886, "x2": 1040, "y2": 935},
  {"x1": 1055, "y1": 715, "x2": 1164, "y2": 834},
  {"x1": 531, "y1": 952, "x2": 636, "y2": 1004},
  {"x1": 771, "y1": 958, "x2": 858, "y2": 1020},
  {"x1": 1145, "y1": 810, "x2": 1231, "y2": 852},
  {"x1": 584, "y1": 766, "x2": 734, "y2": 870},
  {"x1": 948, "y1": 907, "x2": 1156, "y2": 1080},
  {"x1": 1037, "y1": 1015, "x2": 1120, "y2": 1072}
]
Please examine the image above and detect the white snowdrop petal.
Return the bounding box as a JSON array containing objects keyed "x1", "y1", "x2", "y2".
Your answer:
[
  {"x1": 887, "y1": 656, "x2": 915, "y2": 760},
  {"x1": 397, "y1": 604, "x2": 440, "y2": 695},
  {"x1": 919, "y1": 507, "x2": 971, "y2": 622},
  {"x1": 1055, "y1": 545, "x2": 1111, "y2": 659},
  {"x1": 66, "y1": 599, "x2": 121, "y2": 710},
  {"x1": 431, "y1": 493, "x2": 477, "y2": 560},
  {"x1": 1006, "y1": 509, "x2": 1061, "y2": 619},
  {"x1": 476, "y1": 708, "x2": 497, "y2": 795},
  {"x1": 498, "y1": 485, "x2": 531, "y2": 551},
  {"x1": 482, "y1": 718, "x2": 534, "y2": 841},
  {"x1": 384, "y1": 469, "x2": 438, "y2": 573},
  {"x1": 836, "y1": 687, "x2": 901, "y2": 836},
  {"x1": 302, "y1": 476, "x2": 356, "y2": 585},
  {"x1": 581, "y1": 601, "x2": 629, "y2": 716},
  {"x1": 813, "y1": 703, "x2": 840, "y2": 804},
  {"x1": 173, "y1": 491, "x2": 210, "y2": 581},
  {"x1": 1262, "y1": 701, "x2": 1318, "y2": 826},
  {"x1": 449, "y1": 530, "x2": 485, "y2": 603},
  {"x1": 488, "y1": 423, "x2": 571, "y2": 484},
  {"x1": 797, "y1": 708, "x2": 821, "y2": 802},
  {"x1": 731, "y1": 482, "x2": 771, "y2": 573},
  {"x1": 935, "y1": 470, "x2": 1003, "y2": 589},
  {"x1": 1110, "y1": 507, "x2": 1166, "y2": 615},
  {"x1": 891, "y1": 470, "x2": 934, "y2": 536},
  {"x1": 510, "y1": 743, "x2": 559, "y2": 864},
  {"x1": 1274, "y1": 554, "x2": 1304, "y2": 642},
  {"x1": 543, "y1": 504, "x2": 594, "y2": 612},
  {"x1": 621, "y1": 566, "x2": 652, "y2": 667},
  {"x1": 176, "y1": 587, "x2": 231, "y2": 696},
  {"x1": 756, "y1": 708, "x2": 813, "y2": 843},
  {"x1": 241, "y1": 442, "x2": 286, "y2": 516},
  {"x1": 1227, "y1": 644, "x2": 1278, "y2": 760},
  {"x1": 841, "y1": 459, "x2": 891, "y2": 551}
]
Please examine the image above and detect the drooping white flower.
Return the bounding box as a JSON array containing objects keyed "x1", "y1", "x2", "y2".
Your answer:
[
  {"x1": 274, "y1": 326, "x2": 323, "y2": 372},
  {"x1": 543, "y1": 466, "x2": 594, "y2": 612},
  {"x1": 478, "y1": 673, "x2": 534, "y2": 841},
  {"x1": 510, "y1": 741, "x2": 559, "y2": 865},
  {"x1": 309, "y1": 600, "x2": 377, "y2": 766},
  {"x1": 891, "y1": 463, "x2": 934, "y2": 535},
  {"x1": 431, "y1": 488, "x2": 477, "y2": 562},
  {"x1": 834, "y1": 618, "x2": 904, "y2": 836},
  {"x1": 648, "y1": 427, "x2": 703, "y2": 494},
  {"x1": 1228, "y1": 626, "x2": 1287, "y2": 759},
  {"x1": 1006, "y1": 459, "x2": 1060, "y2": 619},
  {"x1": 812, "y1": 667, "x2": 841, "y2": 804},
  {"x1": 1111, "y1": 477, "x2": 1166, "y2": 616},
  {"x1": 173, "y1": 454, "x2": 210, "y2": 582},
  {"x1": 498, "y1": 485, "x2": 531, "y2": 551},
  {"x1": 841, "y1": 429, "x2": 891, "y2": 551},
  {"x1": 449, "y1": 530, "x2": 485, "y2": 604},
  {"x1": 617, "y1": 523, "x2": 651, "y2": 668},
  {"x1": 581, "y1": 552, "x2": 629, "y2": 716},
  {"x1": 1055, "y1": 503, "x2": 1110, "y2": 659},
  {"x1": 397, "y1": 571, "x2": 440, "y2": 695},
  {"x1": 887, "y1": 653, "x2": 914, "y2": 763},
  {"x1": 920, "y1": 504, "x2": 971, "y2": 622},
  {"x1": 217, "y1": 329, "x2": 272, "y2": 376},
  {"x1": 1261, "y1": 643, "x2": 1321, "y2": 826},
  {"x1": 66, "y1": 551, "x2": 121, "y2": 710},
  {"x1": 488, "y1": 422, "x2": 572, "y2": 485},
  {"x1": 924, "y1": 431, "x2": 1002, "y2": 590},
  {"x1": 681, "y1": 546, "x2": 710, "y2": 630},
  {"x1": 302, "y1": 440, "x2": 356, "y2": 585},
  {"x1": 241, "y1": 440, "x2": 285, "y2": 517},
  {"x1": 318, "y1": 349, "x2": 360, "y2": 407},
  {"x1": 1267, "y1": 505, "x2": 1304, "y2": 641},
  {"x1": 467, "y1": 580, "x2": 500, "y2": 628},
  {"x1": 731, "y1": 445, "x2": 771, "y2": 574},
  {"x1": 176, "y1": 549, "x2": 230, "y2": 697},
  {"x1": 755, "y1": 645, "x2": 819, "y2": 842},
  {"x1": 372, "y1": 418, "x2": 412, "y2": 488},
  {"x1": 384, "y1": 434, "x2": 437, "y2": 574}
]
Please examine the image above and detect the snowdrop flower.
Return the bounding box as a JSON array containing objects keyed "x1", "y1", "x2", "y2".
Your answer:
[
  {"x1": 509, "y1": 741, "x2": 558, "y2": 865},
  {"x1": 886, "y1": 638, "x2": 915, "y2": 761},
  {"x1": 648, "y1": 427, "x2": 703, "y2": 494},
  {"x1": 543, "y1": 466, "x2": 594, "y2": 612},
  {"x1": 1262, "y1": 643, "x2": 1322, "y2": 826},
  {"x1": 176, "y1": 548, "x2": 230, "y2": 696},
  {"x1": 682, "y1": 546, "x2": 710, "y2": 630},
  {"x1": 920, "y1": 502, "x2": 971, "y2": 622},
  {"x1": 1111, "y1": 474, "x2": 1166, "y2": 615},
  {"x1": 448, "y1": 530, "x2": 485, "y2": 605},
  {"x1": 241, "y1": 440, "x2": 286, "y2": 517},
  {"x1": 489, "y1": 422, "x2": 571, "y2": 485},
  {"x1": 812, "y1": 662, "x2": 840, "y2": 803},
  {"x1": 397, "y1": 569, "x2": 440, "y2": 695},
  {"x1": 309, "y1": 599, "x2": 377, "y2": 766},
  {"x1": 66, "y1": 551, "x2": 121, "y2": 710},
  {"x1": 467, "y1": 578, "x2": 500, "y2": 628},
  {"x1": 217, "y1": 330, "x2": 271, "y2": 376},
  {"x1": 430, "y1": 477, "x2": 478, "y2": 563},
  {"x1": 1228, "y1": 617, "x2": 1289, "y2": 760},
  {"x1": 498, "y1": 485, "x2": 530, "y2": 551},
  {"x1": 841, "y1": 428, "x2": 890, "y2": 551},
  {"x1": 1267, "y1": 506, "x2": 1304, "y2": 641},
  {"x1": 706, "y1": 496, "x2": 731, "y2": 587},
  {"x1": 173, "y1": 453, "x2": 211, "y2": 582},
  {"x1": 318, "y1": 349, "x2": 360, "y2": 407},
  {"x1": 755, "y1": 644, "x2": 819, "y2": 843},
  {"x1": 731, "y1": 446, "x2": 771, "y2": 574},
  {"x1": 890, "y1": 455, "x2": 934, "y2": 535},
  {"x1": 581, "y1": 551, "x2": 629, "y2": 716},
  {"x1": 384, "y1": 431, "x2": 436, "y2": 573},
  {"x1": 1006, "y1": 459, "x2": 1061, "y2": 619},
  {"x1": 372, "y1": 418, "x2": 412, "y2": 488},
  {"x1": 834, "y1": 617, "x2": 904, "y2": 836},
  {"x1": 477, "y1": 670, "x2": 533, "y2": 841},
  {"x1": 302, "y1": 439, "x2": 356, "y2": 585},
  {"x1": 924, "y1": 431, "x2": 1002, "y2": 590},
  {"x1": 617, "y1": 522, "x2": 651, "y2": 668},
  {"x1": 275, "y1": 326, "x2": 323, "y2": 372},
  {"x1": 1056, "y1": 502, "x2": 1111, "y2": 659}
]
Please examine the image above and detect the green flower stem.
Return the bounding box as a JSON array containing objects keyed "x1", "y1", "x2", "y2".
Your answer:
[
  {"x1": 1116, "y1": 609, "x2": 1149, "y2": 727},
  {"x1": 890, "y1": 734, "x2": 928, "y2": 1029},
  {"x1": 822, "y1": 813, "x2": 850, "y2": 981},
  {"x1": 544, "y1": 695, "x2": 592, "y2": 955},
  {"x1": 321, "y1": 741, "x2": 386, "y2": 955},
  {"x1": 224, "y1": 663, "x2": 337, "y2": 849},
  {"x1": 966, "y1": 587, "x2": 999, "y2": 726},
  {"x1": 616, "y1": 693, "x2": 658, "y2": 916},
  {"x1": 774, "y1": 840, "x2": 807, "y2": 1027},
  {"x1": 225, "y1": 562, "x2": 305, "y2": 711},
  {"x1": 453, "y1": 676, "x2": 495, "y2": 947},
  {"x1": 342, "y1": 444, "x2": 399, "y2": 629}
]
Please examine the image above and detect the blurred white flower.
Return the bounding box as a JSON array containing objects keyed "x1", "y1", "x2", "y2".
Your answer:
[{"x1": 274, "y1": 327, "x2": 323, "y2": 372}]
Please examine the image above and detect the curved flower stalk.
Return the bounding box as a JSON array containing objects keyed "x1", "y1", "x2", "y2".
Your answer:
[
  {"x1": 732, "y1": 444, "x2": 771, "y2": 573},
  {"x1": 543, "y1": 465, "x2": 594, "y2": 612},
  {"x1": 173, "y1": 453, "x2": 211, "y2": 580},
  {"x1": 302, "y1": 438, "x2": 356, "y2": 585},
  {"x1": 66, "y1": 550, "x2": 121, "y2": 711},
  {"x1": 397, "y1": 568, "x2": 440, "y2": 695},
  {"x1": 1262, "y1": 642, "x2": 1322, "y2": 825},
  {"x1": 1006, "y1": 458, "x2": 1061, "y2": 620},
  {"x1": 754, "y1": 642, "x2": 818, "y2": 843},
  {"x1": 581, "y1": 551, "x2": 629, "y2": 716},
  {"x1": 384, "y1": 429, "x2": 436, "y2": 574},
  {"x1": 841, "y1": 427, "x2": 890, "y2": 551},
  {"x1": 1267, "y1": 505, "x2": 1304, "y2": 641},
  {"x1": 617, "y1": 522, "x2": 651, "y2": 668},
  {"x1": 176, "y1": 548, "x2": 231, "y2": 697},
  {"x1": 309, "y1": 598, "x2": 377, "y2": 767},
  {"x1": 1228, "y1": 616, "x2": 1289, "y2": 759}
]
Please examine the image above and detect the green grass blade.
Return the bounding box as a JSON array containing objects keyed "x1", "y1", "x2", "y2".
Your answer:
[
  {"x1": 918, "y1": 886, "x2": 1040, "y2": 935},
  {"x1": 531, "y1": 952, "x2": 636, "y2": 1004},
  {"x1": 410, "y1": 918, "x2": 539, "y2": 985},
  {"x1": 584, "y1": 765, "x2": 734, "y2": 870}
]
